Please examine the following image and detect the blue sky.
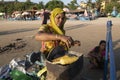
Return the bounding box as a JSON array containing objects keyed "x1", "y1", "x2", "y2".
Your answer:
[{"x1": 3, "y1": 0, "x2": 95, "y2": 5}]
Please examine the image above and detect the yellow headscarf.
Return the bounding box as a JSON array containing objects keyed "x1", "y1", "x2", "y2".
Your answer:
[
  {"x1": 40, "y1": 8, "x2": 67, "y2": 52},
  {"x1": 48, "y1": 8, "x2": 66, "y2": 35}
]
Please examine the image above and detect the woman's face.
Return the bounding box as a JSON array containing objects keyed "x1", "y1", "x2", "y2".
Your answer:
[
  {"x1": 55, "y1": 13, "x2": 65, "y2": 28},
  {"x1": 100, "y1": 43, "x2": 106, "y2": 50}
]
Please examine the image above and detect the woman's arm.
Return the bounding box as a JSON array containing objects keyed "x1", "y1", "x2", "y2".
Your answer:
[
  {"x1": 35, "y1": 31, "x2": 74, "y2": 48},
  {"x1": 88, "y1": 48, "x2": 97, "y2": 57},
  {"x1": 35, "y1": 31, "x2": 58, "y2": 41}
]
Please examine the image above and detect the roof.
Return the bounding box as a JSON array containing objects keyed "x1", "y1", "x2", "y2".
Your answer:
[{"x1": 68, "y1": 9, "x2": 85, "y2": 13}]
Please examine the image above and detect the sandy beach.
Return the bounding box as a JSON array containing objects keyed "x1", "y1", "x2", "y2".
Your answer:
[{"x1": 0, "y1": 18, "x2": 120, "y2": 80}]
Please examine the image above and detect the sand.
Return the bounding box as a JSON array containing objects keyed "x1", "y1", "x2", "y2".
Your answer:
[{"x1": 0, "y1": 18, "x2": 120, "y2": 80}]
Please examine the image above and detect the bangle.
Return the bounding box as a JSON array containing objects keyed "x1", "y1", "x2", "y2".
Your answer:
[{"x1": 56, "y1": 34, "x2": 58, "y2": 39}]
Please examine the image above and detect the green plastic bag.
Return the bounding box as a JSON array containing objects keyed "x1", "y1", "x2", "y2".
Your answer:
[{"x1": 10, "y1": 69, "x2": 32, "y2": 80}]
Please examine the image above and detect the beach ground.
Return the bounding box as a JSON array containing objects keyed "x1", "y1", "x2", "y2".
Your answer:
[{"x1": 0, "y1": 18, "x2": 120, "y2": 80}]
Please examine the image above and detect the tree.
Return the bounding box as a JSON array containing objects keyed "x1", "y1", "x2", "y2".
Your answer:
[
  {"x1": 45, "y1": 0, "x2": 64, "y2": 10},
  {"x1": 26, "y1": 0, "x2": 31, "y2": 2},
  {"x1": 38, "y1": 1, "x2": 44, "y2": 9},
  {"x1": 67, "y1": 0, "x2": 78, "y2": 10},
  {"x1": 105, "y1": 1, "x2": 120, "y2": 13},
  {"x1": 87, "y1": 0, "x2": 92, "y2": 8},
  {"x1": 24, "y1": 1, "x2": 35, "y2": 10},
  {"x1": 15, "y1": 0, "x2": 18, "y2": 2},
  {"x1": 14, "y1": 2, "x2": 25, "y2": 11},
  {"x1": 1, "y1": 0, "x2": 4, "y2": 2},
  {"x1": 94, "y1": 0, "x2": 103, "y2": 12}
]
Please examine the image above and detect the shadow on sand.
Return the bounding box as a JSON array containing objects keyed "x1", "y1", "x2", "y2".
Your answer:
[{"x1": 65, "y1": 23, "x2": 89, "y2": 31}]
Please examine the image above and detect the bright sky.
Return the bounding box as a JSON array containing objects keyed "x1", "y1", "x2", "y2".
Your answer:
[{"x1": 3, "y1": 0, "x2": 95, "y2": 5}]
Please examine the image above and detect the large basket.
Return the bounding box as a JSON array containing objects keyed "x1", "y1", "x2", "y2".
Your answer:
[{"x1": 46, "y1": 51, "x2": 83, "y2": 80}]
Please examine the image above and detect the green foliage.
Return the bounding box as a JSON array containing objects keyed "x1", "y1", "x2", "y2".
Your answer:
[
  {"x1": 23, "y1": 2, "x2": 36, "y2": 10},
  {"x1": 2, "y1": 0, "x2": 120, "y2": 15},
  {"x1": 67, "y1": 0, "x2": 78, "y2": 10},
  {"x1": 0, "y1": 0, "x2": 66, "y2": 14},
  {"x1": 87, "y1": 0, "x2": 92, "y2": 7},
  {"x1": 0, "y1": 1, "x2": 41, "y2": 14},
  {"x1": 105, "y1": 2, "x2": 120, "y2": 13},
  {"x1": 45, "y1": 0, "x2": 64, "y2": 10},
  {"x1": 0, "y1": 4, "x2": 4, "y2": 12},
  {"x1": 37, "y1": 1, "x2": 44, "y2": 9}
]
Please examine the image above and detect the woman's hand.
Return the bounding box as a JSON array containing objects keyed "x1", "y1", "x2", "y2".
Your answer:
[
  {"x1": 57, "y1": 35, "x2": 80, "y2": 48},
  {"x1": 58, "y1": 35, "x2": 74, "y2": 48}
]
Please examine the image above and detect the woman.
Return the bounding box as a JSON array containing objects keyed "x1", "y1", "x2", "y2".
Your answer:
[
  {"x1": 35, "y1": 8, "x2": 80, "y2": 61},
  {"x1": 88, "y1": 40, "x2": 106, "y2": 69}
]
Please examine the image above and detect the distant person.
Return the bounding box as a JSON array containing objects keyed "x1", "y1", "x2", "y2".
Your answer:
[
  {"x1": 88, "y1": 40, "x2": 106, "y2": 69},
  {"x1": 41, "y1": 9, "x2": 50, "y2": 25}
]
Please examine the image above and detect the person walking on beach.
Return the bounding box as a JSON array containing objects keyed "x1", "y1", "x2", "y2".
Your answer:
[
  {"x1": 35, "y1": 8, "x2": 80, "y2": 61},
  {"x1": 88, "y1": 40, "x2": 106, "y2": 69},
  {"x1": 41, "y1": 9, "x2": 50, "y2": 25}
]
